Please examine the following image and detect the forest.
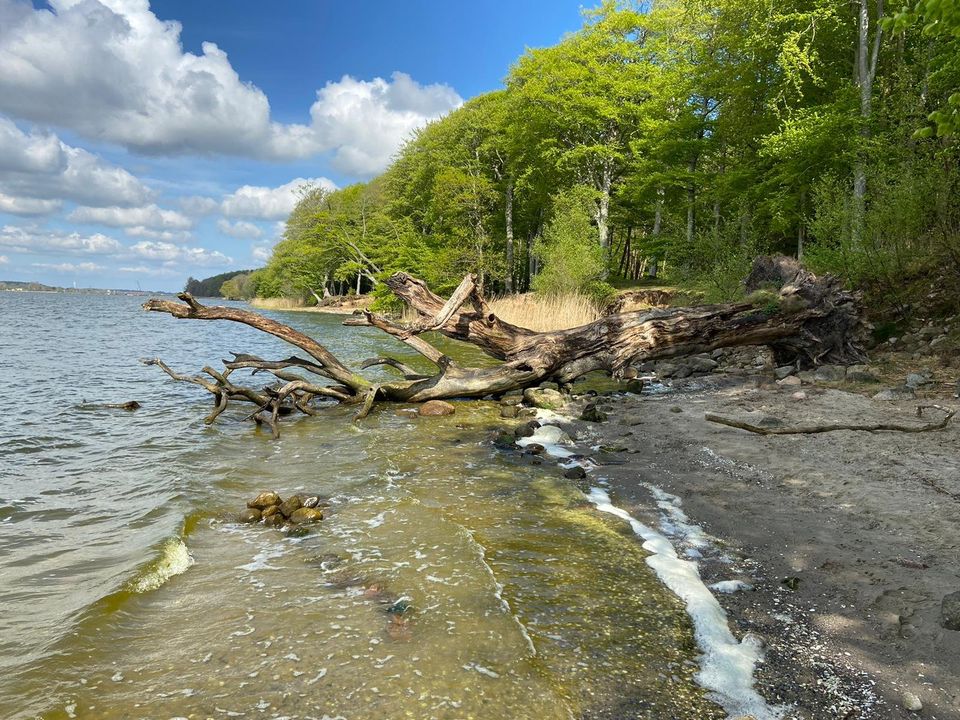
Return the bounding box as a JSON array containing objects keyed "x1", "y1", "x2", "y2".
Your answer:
[{"x1": 223, "y1": 0, "x2": 960, "y2": 321}]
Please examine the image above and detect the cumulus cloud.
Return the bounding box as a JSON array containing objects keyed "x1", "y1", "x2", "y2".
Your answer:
[
  {"x1": 129, "y1": 240, "x2": 231, "y2": 267},
  {"x1": 0, "y1": 2, "x2": 461, "y2": 174},
  {"x1": 221, "y1": 177, "x2": 335, "y2": 220},
  {"x1": 0, "y1": 224, "x2": 124, "y2": 255},
  {"x1": 0, "y1": 117, "x2": 150, "y2": 209},
  {"x1": 0, "y1": 223, "x2": 228, "y2": 271},
  {"x1": 178, "y1": 195, "x2": 219, "y2": 216},
  {"x1": 307, "y1": 72, "x2": 463, "y2": 175},
  {"x1": 68, "y1": 203, "x2": 192, "y2": 230},
  {"x1": 0, "y1": 192, "x2": 61, "y2": 216},
  {"x1": 125, "y1": 226, "x2": 192, "y2": 242},
  {"x1": 217, "y1": 218, "x2": 262, "y2": 239},
  {"x1": 0, "y1": 254, "x2": 8, "y2": 264},
  {"x1": 33, "y1": 260, "x2": 103, "y2": 273}
]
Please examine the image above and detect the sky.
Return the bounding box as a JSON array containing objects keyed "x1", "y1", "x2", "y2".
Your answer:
[{"x1": 0, "y1": 0, "x2": 587, "y2": 291}]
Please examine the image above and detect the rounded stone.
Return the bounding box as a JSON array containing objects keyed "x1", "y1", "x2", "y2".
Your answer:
[
  {"x1": 302, "y1": 496, "x2": 320, "y2": 509},
  {"x1": 238, "y1": 508, "x2": 262, "y2": 523},
  {"x1": 419, "y1": 400, "x2": 456, "y2": 416},
  {"x1": 289, "y1": 507, "x2": 324, "y2": 524},
  {"x1": 262, "y1": 504, "x2": 280, "y2": 518},
  {"x1": 278, "y1": 495, "x2": 303, "y2": 518},
  {"x1": 247, "y1": 491, "x2": 281, "y2": 510},
  {"x1": 563, "y1": 466, "x2": 587, "y2": 480}
]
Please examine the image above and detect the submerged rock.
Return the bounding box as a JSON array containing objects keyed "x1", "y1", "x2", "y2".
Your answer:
[
  {"x1": 563, "y1": 465, "x2": 587, "y2": 480},
  {"x1": 500, "y1": 404, "x2": 520, "y2": 419},
  {"x1": 419, "y1": 400, "x2": 456, "y2": 416},
  {"x1": 514, "y1": 420, "x2": 539, "y2": 438},
  {"x1": 238, "y1": 508, "x2": 262, "y2": 523},
  {"x1": 247, "y1": 491, "x2": 281, "y2": 510},
  {"x1": 264, "y1": 512, "x2": 285, "y2": 528},
  {"x1": 289, "y1": 507, "x2": 324, "y2": 524}
]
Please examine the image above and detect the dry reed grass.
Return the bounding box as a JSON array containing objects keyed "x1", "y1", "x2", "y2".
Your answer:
[
  {"x1": 250, "y1": 297, "x2": 307, "y2": 310},
  {"x1": 488, "y1": 292, "x2": 603, "y2": 332}
]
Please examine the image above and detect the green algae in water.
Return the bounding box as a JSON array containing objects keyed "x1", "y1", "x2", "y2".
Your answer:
[{"x1": 7, "y1": 403, "x2": 723, "y2": 720}]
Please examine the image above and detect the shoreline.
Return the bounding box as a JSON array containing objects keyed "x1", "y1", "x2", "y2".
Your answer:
[{"x1": 511, "y1": 375, "x2": 960, "y2": 719}]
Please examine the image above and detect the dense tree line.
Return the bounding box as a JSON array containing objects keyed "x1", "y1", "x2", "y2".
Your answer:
[
  {"x1": 184, "y1": 270, "x2": 255, "y2": 298},
  {"x1": 253, "y1": 0, "x2": 959, "y2": 312}
]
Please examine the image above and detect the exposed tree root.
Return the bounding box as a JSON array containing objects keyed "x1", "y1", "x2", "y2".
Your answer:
[
  {"x1": 142, "y1": 256, "x2": 870, "y2": 437},
  {"x1": 705, "y1": 404, "x2": 956, "y2": 435}
]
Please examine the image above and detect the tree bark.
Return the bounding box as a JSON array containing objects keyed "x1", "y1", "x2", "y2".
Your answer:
[
  {"x1": 852, "y1": 0, "x2": 883, "y2": 246},
  {"x1": 143, "y1": 256, "x2": 868, "y2": 435},
  {"x1": 504, "y1": 177, "x2": 515, "y2": 293}
]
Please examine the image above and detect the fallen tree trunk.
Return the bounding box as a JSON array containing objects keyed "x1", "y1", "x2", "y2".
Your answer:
[
  {"x1": 705, "y1": 404, "x2": 956, "y2": 435},
  {"x1": 142, "y1": 256, "x2": 869, "y2": 435}
]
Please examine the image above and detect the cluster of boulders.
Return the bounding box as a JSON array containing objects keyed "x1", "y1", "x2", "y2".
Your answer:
[
  {"x1": 646, "y1": 346, "x2": 776, "y2": 380},
  {"x1": 884, "y1": 320, "x2": 958, "y2": 362},
  {"x1": 239, "y1": 491, "x2": 326, "y2": 528}
]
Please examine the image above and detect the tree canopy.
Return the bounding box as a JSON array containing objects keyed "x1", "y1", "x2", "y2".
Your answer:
[{"x1": 254, "y1": 0, "x2": 959, "y2": 312}]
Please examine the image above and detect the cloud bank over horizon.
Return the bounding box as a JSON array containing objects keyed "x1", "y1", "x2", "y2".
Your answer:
[{"x1": 0, "y1": 0, "x2": 463, "y2": 288}]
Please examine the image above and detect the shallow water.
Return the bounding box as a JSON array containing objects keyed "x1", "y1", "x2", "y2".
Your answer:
[{"x1": 0, "y1": 292, "x2": 724, "y2": 719}]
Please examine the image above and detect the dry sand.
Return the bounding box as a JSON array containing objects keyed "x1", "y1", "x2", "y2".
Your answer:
[{"x1": 559, "y1": 378, "x2": 960, "y2": 719}]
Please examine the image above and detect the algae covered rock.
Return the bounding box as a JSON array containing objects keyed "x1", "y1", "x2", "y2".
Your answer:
[
  {"x1": 418, "y1": 400, "x2": 456, "y2": 416},
  {"x1": 523, "y1": 387, "x2": 564, "y2": 410},
  {"x1": 247, "y1": 491, "x2": 281, "y2": 510},
  {"x1": 289, "y1": 507, "x2": 324, "y2": 524}
]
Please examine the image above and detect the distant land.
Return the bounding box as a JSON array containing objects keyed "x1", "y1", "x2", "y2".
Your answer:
[{"x1": 0, "y1": 280, "x2": 169, "y2": 296}]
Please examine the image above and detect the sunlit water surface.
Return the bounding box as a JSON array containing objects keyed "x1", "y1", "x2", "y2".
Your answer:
[{"x1": 0, "y1": 292, "x2": 723, "y2": 719}]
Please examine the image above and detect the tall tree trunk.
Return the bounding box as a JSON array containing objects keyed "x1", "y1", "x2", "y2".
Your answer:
[
  {"x1": 686, "y1": 152, "x2": 700, "y2": 248},
  {"x1": 649, "y1": 187, "x2": 663, "y2": 279},
  {"x1": 504, "y1": 177, "x2": 515, "y2": 293},
  {"x1": 596, "y1": 163, "x2": 613, "y2": 278},
  {"x1": 852, "y1": 0, "x2": 883, "y2": 246}
]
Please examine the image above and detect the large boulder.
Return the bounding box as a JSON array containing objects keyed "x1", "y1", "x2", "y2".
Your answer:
[
  {"x1": 523, "y1": 387, "x2": 564, "y2": 410},
  {"x1": 419, "y1": 400, "x2": 456, "y2": 416}
]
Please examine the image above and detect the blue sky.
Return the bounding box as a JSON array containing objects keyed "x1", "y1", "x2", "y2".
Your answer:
[{"x1": 0, "y1": 0, "x2": 586, "y2": 291}]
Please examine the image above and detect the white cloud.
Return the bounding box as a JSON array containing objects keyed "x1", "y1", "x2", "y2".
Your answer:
[
  {"x1": 0, "y1": 254, "x2": 8, "y2": 264},
  {"x1": 129, "y1": 240, "x2": 231, "y2": 268},
  {"x1": 217, "y1": 218, "x2": 262, "y2": 239},
  {"x1": 0, "y1": 3, "x2": 461, "y2": 174},
  {"x1": 0, "y1": 117, "x2": 150, "y2": 209},
  {"x1": 33, "y1": 260, "x2": 103, "y2": 273},
  {"x1": 221, "y1": 177, "x2": 335, "y2": 220},
  {"x1": 0, "y1": 224, "x2": 124, "y2": 255},
  {"x1": 0, "y1": 192, "x2": 61, "y2": 216},
  {"x1": 178, "y1": 195, "x2": 219, "y2": 216},
  {"x1": 68, "y1": 204, "x2": 192, "y2": 230},
  {"x1": 125, "y1": 226, "x2": 192, "y2": 242},
  {"x1": 307, "y1": 72, "x2": 463, "y2": 175}
]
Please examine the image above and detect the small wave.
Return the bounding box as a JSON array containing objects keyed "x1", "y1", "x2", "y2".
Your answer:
[{"x1": 130, "y1": 537, "x2": 194, "y2": 593}]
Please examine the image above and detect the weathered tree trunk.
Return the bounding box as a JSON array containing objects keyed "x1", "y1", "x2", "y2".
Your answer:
[{"x1": 143, "y1": 257, "x2": 867, "y2": 436}]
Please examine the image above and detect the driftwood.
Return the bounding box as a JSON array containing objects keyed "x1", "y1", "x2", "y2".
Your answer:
[
  {"x1": 705, "y1": 404, "x2": 956, "y2": 435},
  {"x1": 142, "y1": 256, "x2": 870, "y2": 436}
]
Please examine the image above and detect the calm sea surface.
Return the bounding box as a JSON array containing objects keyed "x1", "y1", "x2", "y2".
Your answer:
[{"x1": 0, "y1": 291, "x2": 720, "y2": 719}]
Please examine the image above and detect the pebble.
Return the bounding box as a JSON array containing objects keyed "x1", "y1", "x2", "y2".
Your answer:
[{"x1": 901, "y1": 691, "x2": 922, "y2": 712}]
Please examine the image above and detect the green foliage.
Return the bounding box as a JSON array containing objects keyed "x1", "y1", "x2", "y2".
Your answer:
[
  {"x1": 250, "y1": 0, "x2": 960, "y2": 320},
  {"x1": 533, "y1": 186, "x2": 615, "y2": 304},
  {"x1": 185, "y1": 270, "x2": 255, "y2": 298}
]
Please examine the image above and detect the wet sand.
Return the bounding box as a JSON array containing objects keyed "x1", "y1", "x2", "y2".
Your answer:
[{"x1": 558, "y1": 378, "x2": 960, "y2": 719}]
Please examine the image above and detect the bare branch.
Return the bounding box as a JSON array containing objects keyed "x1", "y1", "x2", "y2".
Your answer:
[{"x1": 705, "y1": 405, "x2": 955, "y2": 435}]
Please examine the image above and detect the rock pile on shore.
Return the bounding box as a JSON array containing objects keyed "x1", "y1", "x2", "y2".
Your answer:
[{"x1": 238, "y1": 491, "x2": 327, "y2": 528}]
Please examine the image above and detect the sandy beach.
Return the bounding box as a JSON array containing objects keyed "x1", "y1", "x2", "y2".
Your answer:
[{"x1": 545, "y1": 377, "x2": 960, "y2": 719}]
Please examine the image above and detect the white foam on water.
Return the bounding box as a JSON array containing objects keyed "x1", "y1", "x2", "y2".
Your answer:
[
  {"x1": 586, "y1": 487, "x2": 783, "y2": 720},
  {"x1": 710, "y1": 580, "x2": 754, "y2": 594},
  {"x1": 235, "y1": 545, "x2": 285, "y2": 572},
  {"x1": 516, "y1": 423, "x2": 576, "y2": 459},
  {"x1": 647, "y1": 485, "x2": 712, "y2": 549},
  {"x1": 130, "y1": 537, "x2": 194, "y2": 593}
]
